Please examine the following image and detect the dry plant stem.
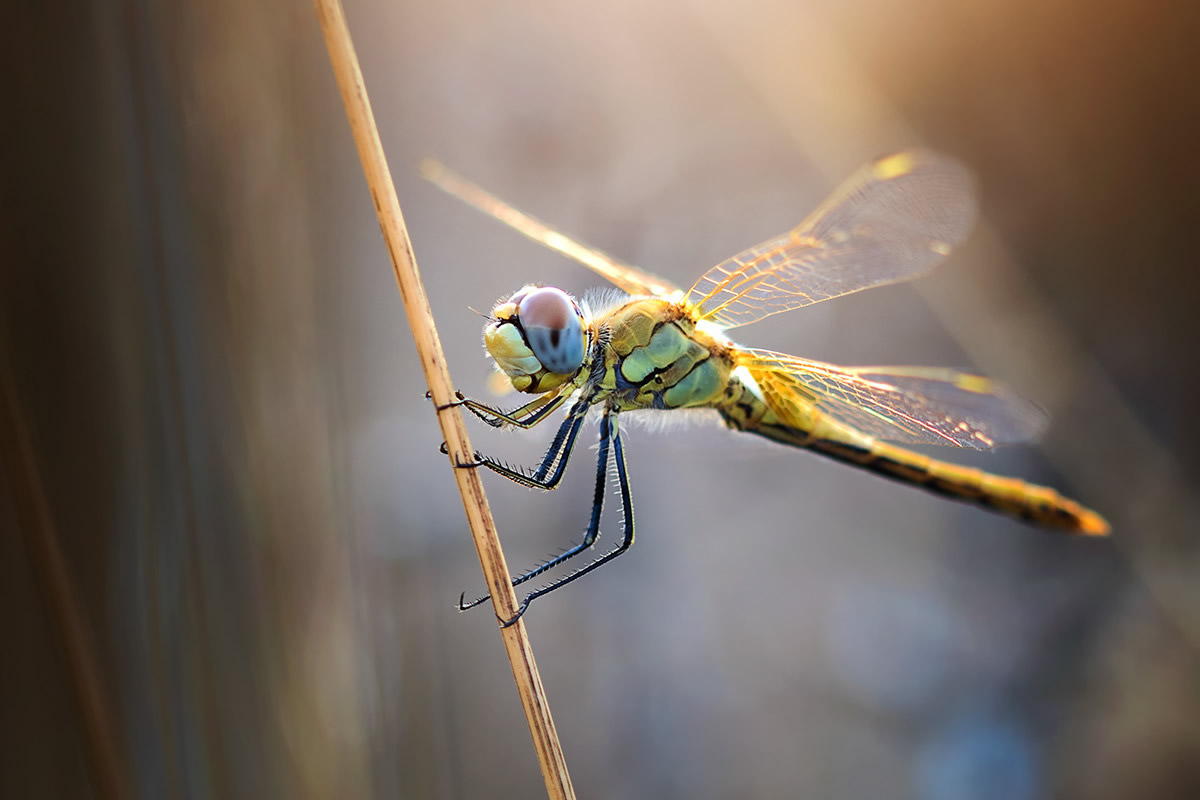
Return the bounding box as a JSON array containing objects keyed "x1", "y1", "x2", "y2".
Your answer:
[{"x1": 312, "y1": 1, "x2": 575, "y2": 797}]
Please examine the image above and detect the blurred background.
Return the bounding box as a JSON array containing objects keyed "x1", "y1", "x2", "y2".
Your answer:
[{"x1": 3, "y1": 0, "x2": 1199, "y2": 797}]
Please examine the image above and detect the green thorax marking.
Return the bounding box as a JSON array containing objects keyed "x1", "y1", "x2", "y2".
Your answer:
[{"x1": 591, "y1": 298, "x2": 733, "y2": 411}]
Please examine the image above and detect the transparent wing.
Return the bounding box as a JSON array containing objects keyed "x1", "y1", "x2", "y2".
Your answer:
[
  {"x1": 686, "y1": 151, "x2": 976, "y2": 329},
  {"x1": 422, "y1": 159, "x2": 683, "y2": 299},
  {"x1": 741, "y1": 349, "x2": 1047, "y2": 449}
]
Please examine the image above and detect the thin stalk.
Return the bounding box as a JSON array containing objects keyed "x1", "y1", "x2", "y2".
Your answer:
[{"x1": 311, "y1": 2, "x2": 575, "y2": 798}]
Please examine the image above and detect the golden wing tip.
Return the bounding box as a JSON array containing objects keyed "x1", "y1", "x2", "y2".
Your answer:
[{"x1": 872, "y1": 152, "x2": 918, "y2": 180}]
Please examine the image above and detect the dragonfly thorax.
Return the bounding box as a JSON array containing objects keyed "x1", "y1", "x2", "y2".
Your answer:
[{"x1": 484, "y1": 285, "x2": 587, "y2": 393}]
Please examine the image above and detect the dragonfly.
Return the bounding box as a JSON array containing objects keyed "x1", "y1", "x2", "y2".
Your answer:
[{"x1": 424, "y1": 151, "x2": 1109, "y2": 625}]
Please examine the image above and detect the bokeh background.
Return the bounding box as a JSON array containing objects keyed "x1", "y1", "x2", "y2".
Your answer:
[{"x1": 4, "y1": 0, "x2": 1199, "y2": 797}]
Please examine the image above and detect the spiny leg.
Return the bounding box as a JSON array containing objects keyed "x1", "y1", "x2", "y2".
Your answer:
[
  {"x1": 475, "y1": 411, "x2": 637, "y2": 627},
  {"x1": 458, "y1": 392, "x2": 568, "y2": 429},
  {"x1": 458, "y1": 406, "x2": 614, "y2": 614},
  {"x1": 501, "y1": 411, "x2": 636, "y2": 626},
  {"x1": 430, "y1": 389, "x2": 567, "y2": 429},
  {"x1": 450, "y1": 395, "x2": 591, "y2": 490}
]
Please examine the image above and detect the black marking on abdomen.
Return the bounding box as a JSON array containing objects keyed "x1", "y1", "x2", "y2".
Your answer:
[{"x1": 926, "y1": 476, "x2": 985, "y2": 501}]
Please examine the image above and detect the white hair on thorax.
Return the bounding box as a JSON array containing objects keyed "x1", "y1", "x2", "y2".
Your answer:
[{"x1": 579, "y1": 287, "x2": 634, "y2": 321}]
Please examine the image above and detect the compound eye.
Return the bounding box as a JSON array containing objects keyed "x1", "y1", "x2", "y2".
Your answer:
[{"x1": 517, "y1": 287, "x2": 585, "y2": 374}]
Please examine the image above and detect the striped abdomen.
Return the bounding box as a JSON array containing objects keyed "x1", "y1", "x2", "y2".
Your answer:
[{"x1": 718, "y1": 391, "x2": 1109, "y2": 536}]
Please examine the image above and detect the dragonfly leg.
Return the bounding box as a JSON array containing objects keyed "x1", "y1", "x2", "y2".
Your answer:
[
  {"x1": 461, "y1": 393, "x2": 568, "y2": 429},
  {"x1": 437, "y1": 395, "x2": 586, "y2": 475},
  {"x1": 425, "y1": 389, "x2": 468, "y2": 412},
  {"x1": 427, "y1": 387, "x2": 567, "y2": 428},
  {"x1": 438, "y1": 441, "x2": 486, "y2": 469},
  {"x1": 457, "y1": 396, "x2": 591, "y2": 490},
  {"x1": 498, "y1": 411, "x2": 636, "y2": 627},
  {"x1": 458, "y1": 408, "x2": 614, "y2": 614}
]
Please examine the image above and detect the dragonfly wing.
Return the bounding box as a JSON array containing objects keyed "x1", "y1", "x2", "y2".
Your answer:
[
  {"x1": 422, "y1": 159, "x2": 684, "y2": 298},
  {"x1": 741, "y1": 349, "x2": 1047, "y2": 449},
  {"x1": 686, "y1": 151, "x2": 977, "y2": 329}
]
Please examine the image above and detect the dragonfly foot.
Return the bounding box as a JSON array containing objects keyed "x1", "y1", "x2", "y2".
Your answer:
[
  {"x1": 457, "y1": 589, "x2": 529, "y2": 625},
  {"x1": 427, "y1": 389, "x2": 468, "y2": 412},
  {"x1": 458, "y1": 590, "x2": 492, "y2": 611},
  {"x1": 497, "y1": 599, "x2": 531, "y2": 628},
  {"x1": 439, "y1": 441, "x2": 484, "y2": 468}
]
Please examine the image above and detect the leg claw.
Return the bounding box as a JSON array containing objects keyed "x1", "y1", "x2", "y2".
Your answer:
[
  {"x1": 428, "y1": 390, "x2": 468, "y2": 412},
  {"x1": 439, "y1": 441, "x2": 484, "y2": 468},
  {"x1": 497, "y1": 600, "x2": 530, "y2": 628}
]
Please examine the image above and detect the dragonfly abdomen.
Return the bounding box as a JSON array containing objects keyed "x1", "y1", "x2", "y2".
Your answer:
[
  {"x1": 815, "y1": 437, "x2": 1108, "y2": 535},
  {"x1": 720, "y1": 394, "x2": 1108, "y2": 536}
]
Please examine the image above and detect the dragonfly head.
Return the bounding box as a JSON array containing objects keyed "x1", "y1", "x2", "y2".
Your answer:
[{"x1": 484, "y1": 285, "x2": 587, "y2": 393}]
